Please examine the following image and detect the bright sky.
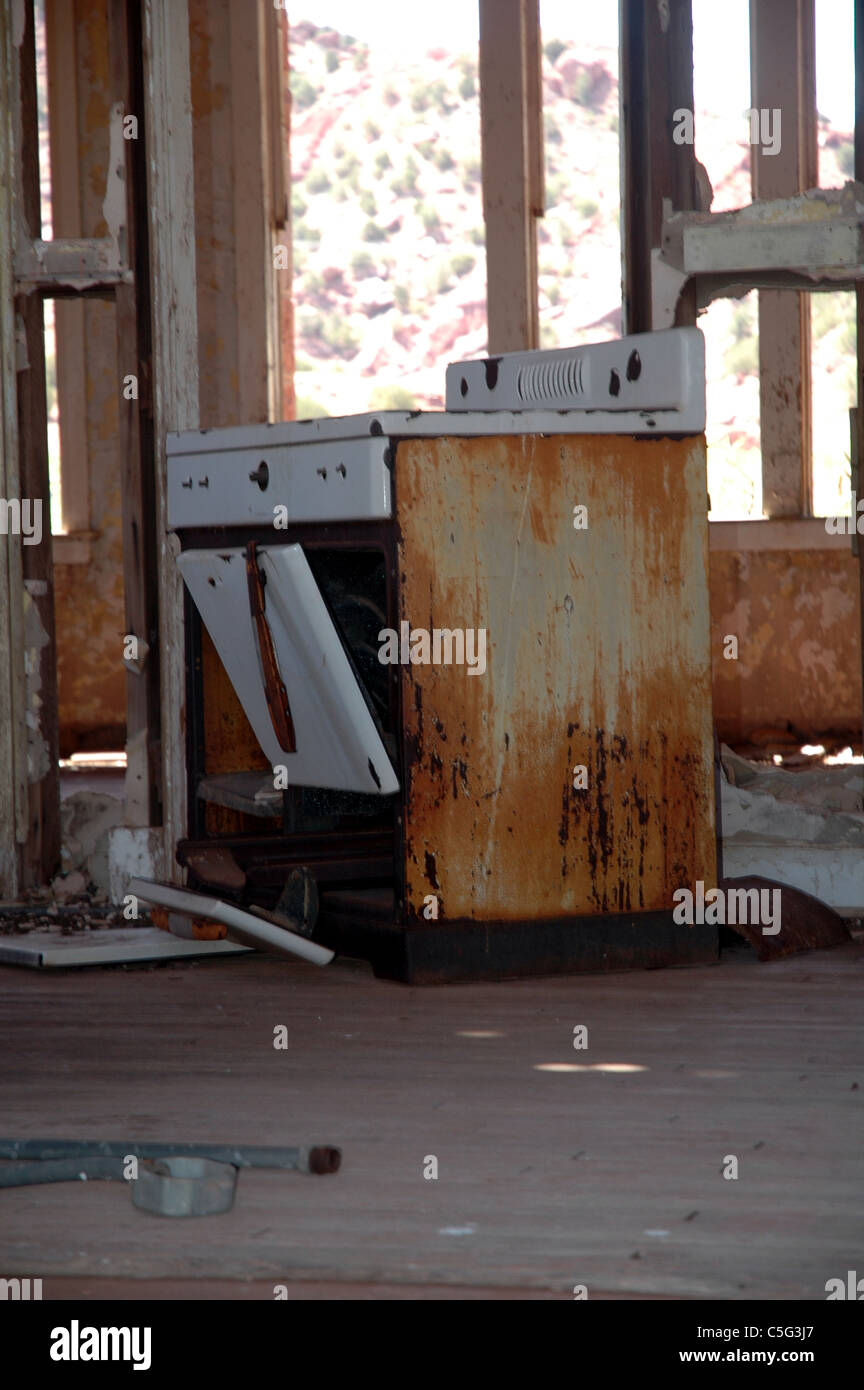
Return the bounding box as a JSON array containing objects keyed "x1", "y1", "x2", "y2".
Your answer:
[{"x1": 291, "y1": 0, "x2": 855, "y2": 130}]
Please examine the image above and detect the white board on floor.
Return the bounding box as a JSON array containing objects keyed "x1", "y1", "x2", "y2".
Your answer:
[{"x1": 0, "y1": 927, "x2": 250, "y2": 969}]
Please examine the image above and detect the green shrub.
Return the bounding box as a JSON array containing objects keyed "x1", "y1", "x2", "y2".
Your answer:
[
  {"x1": 811, "y1": 291, "x2": 855, "y2": 355},
  {"x1": 572, "y1": 69, "x2": 594, "y2": 105},
  {"x1": 451, "y1": 252, "x2": 475, "y2": 278},
  {"x1": 544, "y1": 38, "x2": 567, "y2": 65},
  {"x1": 363, "y1": 220, "x2": 388, "y2": 242},
  {"x1": 364, "y1": 119, "x2": 381, "y2": 141},
  {"x1": 299, "y1": 310, "x2": 324, "y2": 339},
  {"x1": 359, "y1": 189, "x2": 377, "y2": 217},
  {"x1": 569, "y1": 63, "x2": 612, "y2": 109},
  {"x1": 394, "y1": 284, "x2": 411, "y2": 312},
  {"x1": 295, "y1": 395, "x2": 329, "y2": 419},
  {"x1": 838, "y1": 360, "x2": 856, "y2": 405},
  {"x1": 577, "y1": 197, "x2": 599, "y2": 219},
  {"x1": 384, "y1": 84, "x2": 399, "y2": 106},
  {"x1": 469, "y1": 225, "x2": 485, "y2": 246},
  {"x1": 725, "y1": 336, "x2": 758, "y2": 377},
  {"x1": 410, "y1": 83, "x2": 431, "y2": 113},
  {"x1": 321, "y1": 314, "x2": 360, "y2": 357},
  {"x1": 302, "y1": 312, "x2": 360, "y2": 360},
  {"x1": 351, "y1": 249, "x2": 376, "y2": 278},
  {"x1": 428, "y1": 261, "x2": 452, "y2": 294},
  {"x1": 462, "y1": 156, "x2": 482, "y2": 187},
  {"x1": 417, "y1": 140, "x2": 435, "y2": 161},
  {"x1": 337, "y1": 152, "x2": 361, "y2": 180},
  {"x1": 291, "y1": 190, "x2": 307, "y2": 219},
  {"x1": 838, "y1": 318, "x2": 857, "y2": 357},
  {"x1": 306, "y1": 168, "x2": 331, "y2": 194},
  {"x1": 325, "y1": 51, "x2": 339, "y2": 73},
  {"x1": 290, "y1": 75, "x2": 317, "y2": 112},
  {"x1": 391, "y1": 155, "x2": 420, "y2": 197},
  {"x1": 353, "y1": 49, "x2": 368, "y2": 70},
  {"x1": 374, "y1": 149, "x2": 392, "y2": 175},
  {"x1": 430, "y1": 79, "x2": 451, "y2": 112},
  {"x1": 418, "y1": 203, "x2": 441, "y2": 232},
  {"x1": 433, "y1": 147, "x2": 456, "y2": 171},
  {"x1": 458, "y1": 70, "x2": 476, "y2": 100},
  {"x1": 545, "y1": 115, "x2": 563, "y2": 145},
  {"x1": 730, "y1": 302, "x2": 755, "y2": 342},
  {"x1": 295, "y1": 223, "x2": 320, "y2": 244},
  {"x1": 546, "y1": 173, "x2": 568, "y2": 205},
  {"x1": 369, "y1": 384, "x2": 417, "y2": 410}
]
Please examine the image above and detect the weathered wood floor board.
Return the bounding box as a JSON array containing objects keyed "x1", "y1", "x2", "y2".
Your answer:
[{"x1": 1, "y1": 942, "x2": 861, "y2": 1300}]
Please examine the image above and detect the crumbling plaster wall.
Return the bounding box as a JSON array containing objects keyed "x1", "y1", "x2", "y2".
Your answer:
[{"x1": 710, "y1": 547, "x2": 862, "y2": 743}]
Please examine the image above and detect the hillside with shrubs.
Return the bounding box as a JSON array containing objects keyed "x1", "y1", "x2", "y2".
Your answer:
[{"x1": 289, "y1": 19, "x2": 855, "y2": 518}]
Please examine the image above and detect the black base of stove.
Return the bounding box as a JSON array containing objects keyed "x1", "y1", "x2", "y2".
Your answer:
[{"x1": 316, "y1": 891, "x2": 719, "y2": 984}]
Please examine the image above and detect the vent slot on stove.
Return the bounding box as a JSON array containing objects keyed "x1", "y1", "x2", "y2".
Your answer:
[{"x1": 516, "y1": 355, "x2": 584, "y2": 407}]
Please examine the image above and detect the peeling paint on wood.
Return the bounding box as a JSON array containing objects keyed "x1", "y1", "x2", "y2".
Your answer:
[{"x1": 22, "y1": 581, "x2": 51, "y2": 782}]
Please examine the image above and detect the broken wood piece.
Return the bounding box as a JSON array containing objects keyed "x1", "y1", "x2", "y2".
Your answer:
[
  {"x1": 196, "y1": 772, "x2": 281, "y2": 818},
  {"x1": 183, "y1": 844, "x2": 247, "y2": 890}
]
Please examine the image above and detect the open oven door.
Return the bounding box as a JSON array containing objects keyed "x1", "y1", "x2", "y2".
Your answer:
[{"x1": 177, "y1": 543, "x2": 399, "y2": 796}]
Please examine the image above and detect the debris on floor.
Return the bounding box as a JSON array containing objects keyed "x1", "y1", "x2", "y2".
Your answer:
[
  {"x1": 58, "y1": 788, "x2": 125, "y2": 895},
  {"x1": 129, "y1": 878, "x2": 334, "y2": 966},
  {"x1": 718, "y1": 874, "x2": 851, "y2": 960},
  {"x1": 720, "y1": 744, "x2": 864, "y2": 916},
  {"x1": 721, "y1": 744, "x2": 864, "y2": 844},
  {"x1": 0, "y1": 900, "x2": 127, "y2": 936},
  {"x1": 0, "y1": 1138, "x2": 341, "y2": 1218},
  {"x1": 0, "y1": 893, "x2": 249, "y2": 968}
]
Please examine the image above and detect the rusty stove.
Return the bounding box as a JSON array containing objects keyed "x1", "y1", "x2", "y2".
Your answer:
[{"x1": 165, "y1": 327, "x2": 717, "y2": 981}]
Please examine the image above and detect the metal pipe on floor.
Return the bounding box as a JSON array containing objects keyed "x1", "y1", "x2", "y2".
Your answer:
[{"x1": 0, "y1": 1139, "x2": 341, "y2": 1174}]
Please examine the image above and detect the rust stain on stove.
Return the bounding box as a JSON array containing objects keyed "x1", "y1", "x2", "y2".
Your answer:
[
  {"x1": 424, "y1": 851, "x2": 440, "y2": 889},
  {"x1": 396, "y1": 434, "x2": 716, "y2": 919}
]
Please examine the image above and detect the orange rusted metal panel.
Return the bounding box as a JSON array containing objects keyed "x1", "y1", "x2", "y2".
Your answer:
[
  {"x1": 201, "y1": 626, "x2": 270, "y2": 837},
  {"x1": 150, "y1": 905, "x2": 227, "y2": 940},
  {"x1": 396, "y1": 433, "x2": 715, "y2": 921}
]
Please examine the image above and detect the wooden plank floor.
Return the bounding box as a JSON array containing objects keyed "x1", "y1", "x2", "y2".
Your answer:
[{"x1": 1, "y1": 941, "x2": 862, "y2": 1300}]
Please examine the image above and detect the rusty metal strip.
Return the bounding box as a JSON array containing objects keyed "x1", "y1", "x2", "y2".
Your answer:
[{"x1": 245, "y1": 540, "x2": 297, "y2": 753}]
